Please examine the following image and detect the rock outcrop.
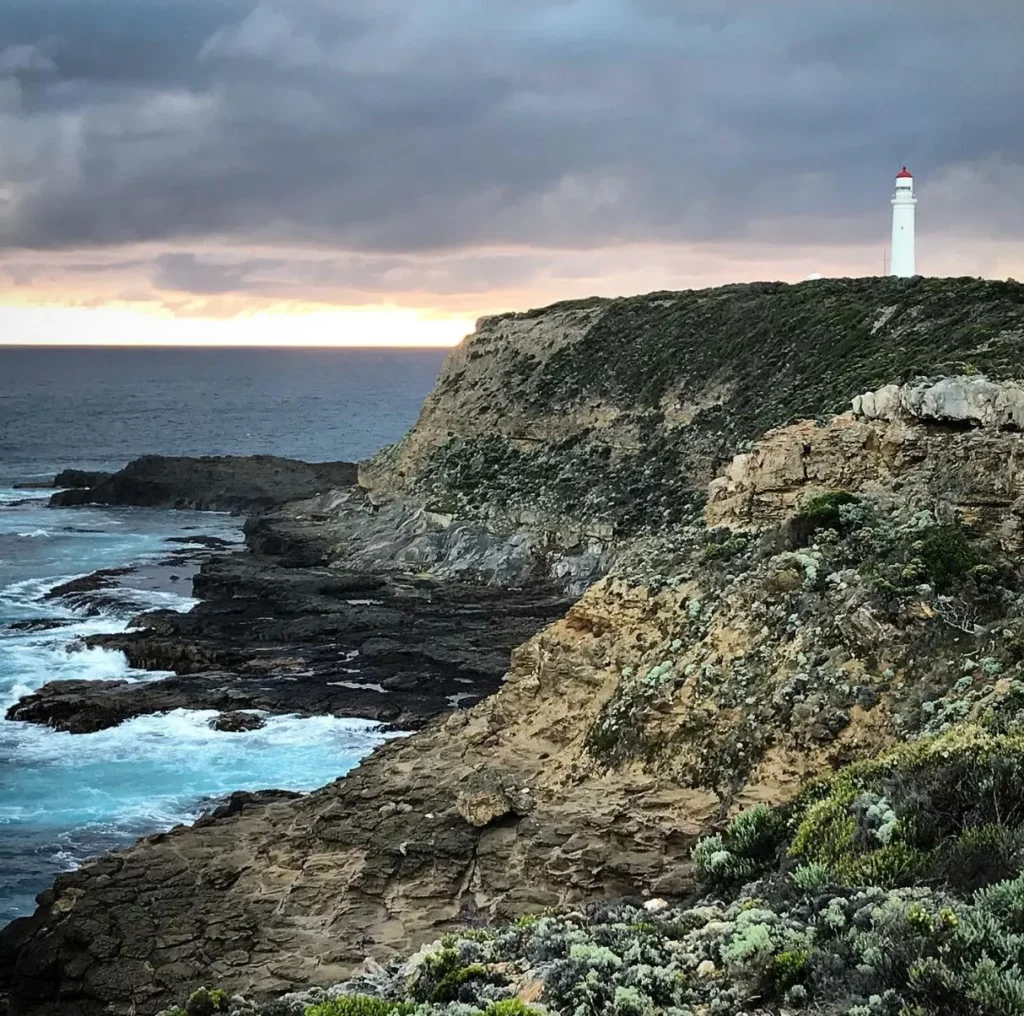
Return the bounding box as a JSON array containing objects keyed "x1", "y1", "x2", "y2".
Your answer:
[
  {"x1": 49, "y1": 456, "x2": 357, "y2": 513},
  {"x1": 707, "y1": 376, "x2": 1024, "y2": 541},
  {"x1": 11, "y1": 375, "x2": 1024, "y2": 1013},
  {"x1": 362, "y1": 277, "x2": 1024, "y2": 539},
  {"x1": 852, "y1": 374, "x2": 1024, "y2": 427},
  {"x1": 52, "y1": 470, "x2": 114, "y2": 490},
  {"x1": 12, "y1": 487, "x2": 577, "y2": 734}
]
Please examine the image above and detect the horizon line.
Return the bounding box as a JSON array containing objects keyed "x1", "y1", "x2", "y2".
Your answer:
[{"x1": 0, "y1": 341, "x2": 461, "y2": 349}]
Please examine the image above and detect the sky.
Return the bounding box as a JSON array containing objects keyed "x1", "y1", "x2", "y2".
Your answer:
[{"x1": 1, "y1": 1, "x2": 1023, "y2": 346}]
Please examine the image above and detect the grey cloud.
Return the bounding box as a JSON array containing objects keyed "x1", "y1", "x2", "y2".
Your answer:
[
  {"x1": 0, "y1": 44, "x2": 56, "y2": 75},
  {"x1": 150, "y1": 249, "x2": 562, "y2": 300},
  {"x1": 0, "y1": 0, "x2": 1023, "y2": 298}
]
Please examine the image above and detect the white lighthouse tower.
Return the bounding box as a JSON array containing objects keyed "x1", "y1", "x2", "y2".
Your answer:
[{"x1": 889, "y1": 166, "x2": 916, "y2": 277}]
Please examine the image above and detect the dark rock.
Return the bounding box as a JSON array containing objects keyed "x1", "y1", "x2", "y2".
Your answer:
[
  {"x1": 43, "y1": 569, "x2": 134, "y2": 601},
  {"x1": 360, "y1": 637, "x2": 404, "y2": 658},
  {"x1": 164, "y1": 535, "x2": 235, "y2": 549},
  {"x1": 5, "y1": 619, "x2": 73, "y2": 633},
  {"x1": 211, "y1": 711, "x2": 266, "y2": 733},
  {"x1": 53, "y1": 470, "x2": 113, "y2": 489},
  {"x1": 9, "y1": 486, "x2": 572, "y2": 737},
  {"x1": 6, "y1": 680, "x2": 137, "y2": 733},
  {"x1": 9, "y1": 554, "x2": 569, "y2": 733},
  {"x1": 48, "y1": 455, "x2": 356, "y2": 513},
  {"x1": 217, "y1": 789, "x2": 302, "y2": 817}
]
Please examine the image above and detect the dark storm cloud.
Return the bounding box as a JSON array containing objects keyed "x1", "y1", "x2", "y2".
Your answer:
[{"x1": 1, "y1": 0, "x2": 1023, "y2": 272}]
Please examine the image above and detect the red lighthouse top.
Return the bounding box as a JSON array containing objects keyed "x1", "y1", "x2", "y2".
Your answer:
[{"x1": 896, "y1": 166, "x2": 913, "y2": 179}]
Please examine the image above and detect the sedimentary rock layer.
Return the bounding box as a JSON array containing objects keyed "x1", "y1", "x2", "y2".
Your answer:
[{"x1": 707, "y1": 376, "x2": 1024, "y2": 539}]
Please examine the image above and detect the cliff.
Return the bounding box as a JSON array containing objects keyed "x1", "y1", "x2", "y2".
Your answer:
[
  {"x1": 5, "y1": 279, "x2": 1024, "y2": 1016},
  {"x1": 362, "y1": 276, "x2": 1024, "y2": 540}
]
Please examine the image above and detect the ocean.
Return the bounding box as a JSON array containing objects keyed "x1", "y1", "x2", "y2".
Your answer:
[{"x1": 0, "y1": 346, "x2": 448, "y2": 924}]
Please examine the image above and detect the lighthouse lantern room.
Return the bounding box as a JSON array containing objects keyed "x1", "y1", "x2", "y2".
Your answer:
[{"x1": 889, "y1": 166, "x2": 916, "y2": 278}]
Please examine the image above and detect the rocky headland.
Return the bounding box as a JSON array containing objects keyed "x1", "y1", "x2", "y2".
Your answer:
[
  {"x1": 49, "y1": 456, "x2": 358, "y2": 513},
  {"x1": 5, "y1": 276, "x2": 1024, "y2": 1016}
]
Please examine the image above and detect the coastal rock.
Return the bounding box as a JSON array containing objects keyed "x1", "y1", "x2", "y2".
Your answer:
[
  {"x1": 48, "y1": 455, "x2": 357, "y2": 513},
  {"x1": 201, "y1": 790, "x2": 302, "y2": 822},
  {"x1": 852, "y1": 375, "x2": 1024, "y2": 428},
  {"x1": 14, "y1": 471, "x2": 113, "y2": 490},
  {"x1": 52, "y1": 470, "x2": 113, "y2": 489},
  {"x1": 211, "y1": 711, "x2": 266, "y2": 733},
  {"x1": 43, "y1": 568, "x2": 135, "y2": 602},
  {"x1": 245, "y1": 486, "x2": 609, "y2": 596},
  {"x1": 455, "y1": 787, "x2": 513, "y2": 827},
  {"x1": 4, "y1": 619, "x2": 72, "y2": 633},
  {"x1": 706, "y1": 375, "x2": 1024, "y2": 539},
  {"x1": 10, "y1": 523, "x2": 574, "y2": 733}
]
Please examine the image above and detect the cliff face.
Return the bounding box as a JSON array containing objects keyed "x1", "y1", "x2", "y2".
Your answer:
[
  {"x1": 362, "y1": 277, "x2": 1024, "y2": 541},
  {"x1": 6, "y1": 279, "x2": 1024, "y2": 1016}
]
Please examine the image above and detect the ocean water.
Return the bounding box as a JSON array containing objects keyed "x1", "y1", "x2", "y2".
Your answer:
[
  {"x1": 0, "y1": 347, "x2": 448, "y2": 924},
  {"x1": 0, "y1": 347, "x2": 448, "y2": 475}
]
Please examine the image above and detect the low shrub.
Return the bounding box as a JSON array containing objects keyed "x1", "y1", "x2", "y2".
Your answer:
[
  {"x1": 305, "y1": 998, "x2": 417, "y2": 1016},
  {"x1": 692, "y1": 803, "x2": 788, "y2": 886},
  {"x1": 409, "y1": 947, "x2": 500, "y2": 1004}
]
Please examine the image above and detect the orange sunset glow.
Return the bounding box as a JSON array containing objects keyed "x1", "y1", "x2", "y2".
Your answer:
[{"x1": 3, "y1": 235, "x2": 1023, "y2": 346}]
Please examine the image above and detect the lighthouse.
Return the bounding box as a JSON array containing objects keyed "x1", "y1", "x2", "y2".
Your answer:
[{"x1": 889, "y1": 166, "x2": 916, "y2": 277}]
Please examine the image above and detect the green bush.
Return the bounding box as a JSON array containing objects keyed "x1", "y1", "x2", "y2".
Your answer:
[
  {"x1": 183, "y1": 988, "x2": 229, "y2": 1016},
  {"x1": 795, "y1": 491, "x2": 862, "y2": 535},
  {"x1": 763, "y1": 949, "x2": 809, "y2": 995},
  {"x1": 789, "y1": 861, "x2": 834, "y2": 893},
  {"x1": 913, "y1": 524, "x2": 979, "y2": 592},
  {"x1": 410, "y1": 948, "x2": 497, "y2": 1004},
  {"x1": 692, "y1": 803, "x2": 788, "y2": 886},
  {"x1": 788, "y1": 726, "x2": 1024, "y2": 887},
  {"x1": 305, "y1": 998, "x2": 417, "y2": 1016},
  {"x1": 937, "y1": 824, "x2": 1024, "y2": 893},
  {"x1": 482, "y1": 1002, "x2": 543, "y2": 1016}
]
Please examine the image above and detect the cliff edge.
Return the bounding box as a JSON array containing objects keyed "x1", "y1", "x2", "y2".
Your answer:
[{"x1": 362, "y1": 276, "x2": 1024, "y2": 540}]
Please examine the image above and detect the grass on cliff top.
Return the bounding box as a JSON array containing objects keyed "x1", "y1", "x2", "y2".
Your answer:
[{"x1": 519, "y1": 276, "x2": 1024, "y2": 425}]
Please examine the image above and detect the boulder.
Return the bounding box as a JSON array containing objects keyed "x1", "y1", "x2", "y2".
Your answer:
[
  {"x1": 211, "y1": 711, "x2": 266, "y2": 733},
  {"x1": 852, "y1": 376, "x2": 1024, "y2": 429}
]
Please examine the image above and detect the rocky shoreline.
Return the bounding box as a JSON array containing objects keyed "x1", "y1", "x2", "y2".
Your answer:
[
  {"x1": 47, "y1": 456, "x2": 358, "y2": 513},
  {"x1": 6, "y1": 280, "x2": 1024, "y2": 1016},
  {"x1": 7, "y1": 459, "x2": 574, "y2": 734}
]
